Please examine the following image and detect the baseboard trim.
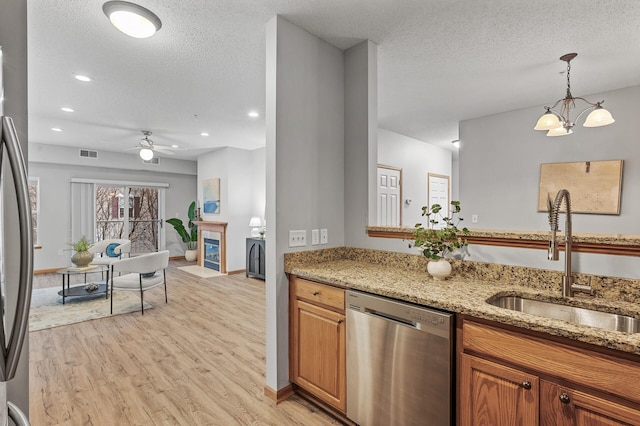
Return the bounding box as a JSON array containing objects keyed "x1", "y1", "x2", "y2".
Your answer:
[
  {"x1": 227, "y1": 269, "x2": 245, "y2": 275},
  {"x1": 264, "y1": 384, "x2": 294, "y2": 404}
]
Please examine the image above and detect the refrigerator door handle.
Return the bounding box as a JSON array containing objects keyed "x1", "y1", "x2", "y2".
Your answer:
[{"x1": 0, "y1": 117, "x2": 33, "y2": 382}]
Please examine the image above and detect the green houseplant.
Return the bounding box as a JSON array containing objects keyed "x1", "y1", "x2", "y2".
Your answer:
[
  {"x1": 411, "y1": 201, "x2": 470, "y2": 279},
  {"x1": 69, "y1": 236, "x2": 93, "y2": 267},
  {"x1": 166, "y1": 201, "x2": 198, "y2": 261}
]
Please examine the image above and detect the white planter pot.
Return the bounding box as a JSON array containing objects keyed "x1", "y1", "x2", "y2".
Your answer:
[
  {"x1": 427, "y1": 259, "x2": 452, "y2": 280},
  {"x1": 184, "y1": 249, "x2": 198, "y2": 262}
]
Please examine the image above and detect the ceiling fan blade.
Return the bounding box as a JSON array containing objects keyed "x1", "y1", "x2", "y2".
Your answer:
[{"x1": 154, "y1": 144, "x2": 186, "y2": 151}]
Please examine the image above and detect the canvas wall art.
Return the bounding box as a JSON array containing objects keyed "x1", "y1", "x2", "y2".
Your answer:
[{"x1": 203, "y1": 178, "x2": 221, "y2": 214}]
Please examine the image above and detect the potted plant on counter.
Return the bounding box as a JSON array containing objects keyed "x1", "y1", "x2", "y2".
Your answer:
[
  {"x1": 411, "y1": 201, "x2": 470, "y2": 280},
  {"x1": 166, "y1": 201, "x2": 198, "y2": 262}
]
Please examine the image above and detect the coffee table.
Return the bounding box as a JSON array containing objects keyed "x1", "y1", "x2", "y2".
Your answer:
[{"x1": 56, "y1": 265, "x2": 109, "y2": 304}]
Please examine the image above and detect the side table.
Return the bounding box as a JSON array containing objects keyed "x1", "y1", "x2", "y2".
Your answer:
[
  {"x1": 246, "y1": 237, "x2": 265, "y2": 280},
  {"x1": 56, "y1": 265, "x2": 109, "y2": 304}
]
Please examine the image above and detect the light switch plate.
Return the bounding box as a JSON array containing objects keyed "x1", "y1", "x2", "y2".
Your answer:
[
  {"x1": 320, "y1": 228, "x2": 328, "y2": 244},
  {"x1": 289, "y1": 230, "x2": 307, "y2": 247},
  {"x1": 311, "y1": 229, "x2": 320, "y2": 245}
]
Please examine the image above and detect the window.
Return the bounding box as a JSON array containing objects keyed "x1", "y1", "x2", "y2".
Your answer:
[{"x1": 28, "y1": 177, "x2": 39, "y2": 244}]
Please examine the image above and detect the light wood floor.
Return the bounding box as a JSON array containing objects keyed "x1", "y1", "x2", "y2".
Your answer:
[{"x1": 30, "y1": 260, "x2": 344, "y2": 425}]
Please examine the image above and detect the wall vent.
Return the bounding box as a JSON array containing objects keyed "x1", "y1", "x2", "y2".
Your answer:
[
  {"x1": 79, "y1": 149, "x2": 98, "y2": 159},
  {"x1": 142, "y1": 157, "x2": 160, "y2": 165}
]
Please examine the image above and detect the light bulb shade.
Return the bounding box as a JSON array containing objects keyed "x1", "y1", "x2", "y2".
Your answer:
[
  {"x1": 546, "y1": 127, "x2": 573, "y2": 137},
  {"x1": 583, "y1": 107, "x2": 615, "y2": 127},
  {"x1": 139, "y1": 148, "x2": 154, "y2": 160},
  {"x1": 534, "y1": 111, "x2": 562, "y2": 130},
  {"x1": 103, "y1": 1, "x2": 162, "y2": 39},
  {"x1": 249, "y1": 217, "x2": 262, "y2": 228}
]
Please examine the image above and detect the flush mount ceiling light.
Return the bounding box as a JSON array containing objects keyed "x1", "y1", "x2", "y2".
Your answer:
[
  {"x1": 103, "y1": 1, "x2": 162, "y2": 39},
  {"x1": 74, "y1": 74, "x2": 92, "y2": 82},
  {"x1": 534, "y1": 53, "x2": 615, "y2": 137}
]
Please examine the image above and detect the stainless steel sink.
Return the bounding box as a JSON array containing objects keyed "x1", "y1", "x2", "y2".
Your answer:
[{"x1": 487, "y1": 295, "x2": 640, "y2": 334}]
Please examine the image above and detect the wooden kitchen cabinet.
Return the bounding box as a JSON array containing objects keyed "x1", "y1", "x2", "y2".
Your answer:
[
  {"x1": 460, "y1": 353, "x2": 539, "y2": 426},
  {"x1": 540, "y1": 380, "x2": 640, "y2": 426},
  {"x1": 458, "y1": 318, "x2": 640, "y2": 426},
  {"x1": 289, "y1": 276, "x2": 346, "y2": 413}
]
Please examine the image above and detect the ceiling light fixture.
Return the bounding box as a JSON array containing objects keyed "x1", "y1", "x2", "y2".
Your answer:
[
  {"x1": 51, "y1": 127, "x2": 62, "y2": 132},
  {"x1": 248, "y1": 111, "x2": 259, "y2": 118},
  {"x1": 534, "y1": 53, "x2": 615, "y2": 137},
  {"x1": 61, "y1": 107, "x2": 74, "y2": 112},
  {"x1": 103, "y1": 1, "x2": 162, "y2": 39},
  {"x1": 74, "y1": 74, "x2": 92, "y2": 82},
  {"x1": 139, "y1": 148, "x2": 154, "y2": 161},
  {"x1": 200, "y1": 132, "x2": 209, "y2": 136}
]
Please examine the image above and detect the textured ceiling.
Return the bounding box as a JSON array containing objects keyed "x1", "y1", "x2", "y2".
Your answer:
[{"x1": 27, "y1": 0, "x2": 640, "y2": 160}]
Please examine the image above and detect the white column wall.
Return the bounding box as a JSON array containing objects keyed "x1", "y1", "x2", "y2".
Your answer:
[{"x1": 265, "y1": 16, "x2": 345, "y2": 391}]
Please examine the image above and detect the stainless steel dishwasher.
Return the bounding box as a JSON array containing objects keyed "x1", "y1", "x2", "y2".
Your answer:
[{"x1": 346, "y1": 290, "x2": 453, "y2": 426}]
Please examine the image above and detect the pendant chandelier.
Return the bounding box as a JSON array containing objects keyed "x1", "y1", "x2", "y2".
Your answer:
[{"x1": 534, "y1": 53, "x2": 615, "y2": 137}]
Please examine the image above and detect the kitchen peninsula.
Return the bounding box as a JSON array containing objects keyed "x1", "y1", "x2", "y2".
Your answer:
[{"x1": 285, "y1": 247, "x2": 640, "y2": 424}]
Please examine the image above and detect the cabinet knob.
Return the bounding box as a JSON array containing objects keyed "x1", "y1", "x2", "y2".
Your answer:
[
  {"x1": 337, "y1": 319, "x2": 344, "y2": 324},
  {"x1": 313, "y1": 291, "x2": 319, "y2": 296},
  {"x1": 559, "y1": 393, "x2": 571, "y2": 404},
  {"x1": 521, "y1": 380, "x2": 532, "y2": 390}
]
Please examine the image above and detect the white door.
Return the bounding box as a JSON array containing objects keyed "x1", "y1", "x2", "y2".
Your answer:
[
  {"x1": 428, "y1": 174, "x2": 450, "y2": 229},
  {"x1": 377, "y1": 166, "x2": 401, "y2": 226}
]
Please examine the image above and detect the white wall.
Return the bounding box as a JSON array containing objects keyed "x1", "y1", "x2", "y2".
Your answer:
[
  {"x1": 197, "y1": 147, "x2": 265, "y2": 272},
  {"x1": 29, "y1": 142, "x2": 197, "y2": 176},
  {"x1": 1, "y1": 0, "x2": 30, "y2": 413},
  {"x1": 344, "y1": 41, "x2": 378, "y2": 248},
  {"x1": 29, "y1": 160, "x2": 197, "y2": 270},
  {"x1": 459, "y1": 85, "x2": 640, "y2": 278},
  {"x1": 377, "y1": 128, "x2": 452, "y2": 226},
  {"x1": 265, "y1": 16, "x2": 345, "y2": 390}
]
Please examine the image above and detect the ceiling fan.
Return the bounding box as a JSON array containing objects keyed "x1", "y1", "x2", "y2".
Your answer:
[{"x1": 130, "y1": 130, "x2": 183, "y2": 160}]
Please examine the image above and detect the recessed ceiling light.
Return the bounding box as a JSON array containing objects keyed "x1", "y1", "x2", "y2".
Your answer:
[
  {"x1": 51, "y1": 127, "x2": 62, "y2": 132},
  {"x1": 61, "y1": 107, "x2": 75, "y2": 113},
  {"x1": 103, "y1": 1, "x2": 162, "y2": 39},
  {"x1": 200, "y1": 132, "x2": 209, "y2": 137},
  {"x1": 248, "y1": 111, "x2": 259, "y2": 118},
  {"x1": 74, "y1": 75, "x2": 92, "y2": 82},
  {"x1": 171, "y1": 144, "x2": 179, "y2": 148}
]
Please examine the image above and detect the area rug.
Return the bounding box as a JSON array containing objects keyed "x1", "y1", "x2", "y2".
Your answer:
[
  {"x1": 29, "y1": 286, "x2": 152, "y2": 332},
  {"x1": 177, "y1": 265, "x2": 222, "y2": 278}
]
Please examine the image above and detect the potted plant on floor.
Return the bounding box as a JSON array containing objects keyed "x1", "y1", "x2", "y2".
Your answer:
[
  {"x1": 411, "y1": 201, "x2": 470, "y2": 280},
  {"x1": 69, "y1": 236, "x2": 93, "y2": 267},
  {"x1": 166, "y1": 201, "x2": 198, "y2": 262}
]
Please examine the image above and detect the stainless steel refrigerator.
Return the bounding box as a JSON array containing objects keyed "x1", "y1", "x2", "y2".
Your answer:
[{"x1": 0, "y1": 40, "x2": 32, "y2": 426}]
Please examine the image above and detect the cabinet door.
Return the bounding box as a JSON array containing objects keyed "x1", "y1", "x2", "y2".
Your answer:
[
  {"x1": 460, "y1": 354, "x2": 538, "y2": 426},
  {"x1": 541, "y1": 380, "x2": 640, "y2": 426},
  {"x1": 291, "y1": 298, "x2": 346, "y2": 412}
]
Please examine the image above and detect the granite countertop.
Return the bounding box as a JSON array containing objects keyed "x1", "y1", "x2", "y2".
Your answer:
[{"x1": 288, "y1": 257, "x2": 640, "y2": 355}]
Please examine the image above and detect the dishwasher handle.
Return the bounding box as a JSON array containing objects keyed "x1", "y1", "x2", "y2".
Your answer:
[{"x1": 365, "y1": 308, "x2": 418, "y2": 328}]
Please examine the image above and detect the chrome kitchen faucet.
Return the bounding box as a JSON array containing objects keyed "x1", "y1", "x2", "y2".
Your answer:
[{"x1": 548, "y1": 189, "x2": 592, "y2": 297}]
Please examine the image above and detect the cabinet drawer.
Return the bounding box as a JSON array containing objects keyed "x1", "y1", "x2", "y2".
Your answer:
[
  {"x1": 462, "y1": 320, "x2": 640, "y2": 405},
  {"x1": 292, "y1": 277, "x2": 344, "y2": 311}
]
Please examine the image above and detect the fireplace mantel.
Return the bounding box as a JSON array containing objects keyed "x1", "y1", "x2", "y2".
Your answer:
[{"x1": 194, "y1": 221, "x2": 227, "y2": 273}]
